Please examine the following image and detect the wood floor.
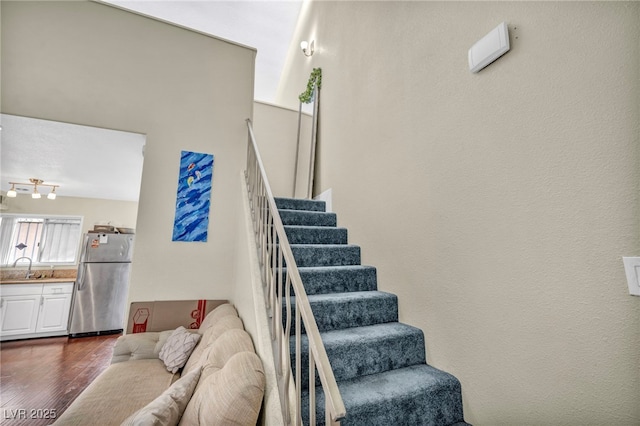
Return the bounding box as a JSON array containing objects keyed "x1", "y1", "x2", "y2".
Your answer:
[{"x1": 0, "y1": 334, "x2": 120, "y2": 425}]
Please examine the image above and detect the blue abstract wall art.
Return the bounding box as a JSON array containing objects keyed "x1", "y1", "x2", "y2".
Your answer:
[{"x1": 172, "y1": 150, "x2": 214, "y2": 242}]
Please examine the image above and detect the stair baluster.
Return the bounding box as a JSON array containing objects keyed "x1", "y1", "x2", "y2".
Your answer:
[{"x1": 245, "y1": 119, "x2": 345, "y2": 425}]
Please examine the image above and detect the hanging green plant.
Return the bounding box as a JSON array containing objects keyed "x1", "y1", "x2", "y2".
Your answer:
[{"x1": 299, "y1": 68, "x2": 322, "y2": 104}]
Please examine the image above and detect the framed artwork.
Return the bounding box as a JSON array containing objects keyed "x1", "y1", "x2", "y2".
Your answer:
[{"x1": 172, "y1": 150, "x2": 214, "y2": 242}]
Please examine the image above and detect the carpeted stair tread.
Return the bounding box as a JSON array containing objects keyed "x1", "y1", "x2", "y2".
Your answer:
[
  {"x1": 284, "y1": 225, "x2": 348, "y2": 245},
  {"x1": 279, "y1": 209, "x2": 337, "y2": 227},
  {"x1": 291, "y1": 244, "x2": 361, "y2": 267},
  {"x1": 301, "y1": 364, "x2": 465, "y2": 426},
  {"x1": 296, "y1": 265, "x2": 378, "y2": 294},
  {"x1": 275, "y1": 197, "x2": 326, "y2": 212},
  {"x1": 293, "y1": 322, "x2": 426, "y2": 386},
  {"x1": 285, "y1": 291, "x2": 398, "y2": 333}
]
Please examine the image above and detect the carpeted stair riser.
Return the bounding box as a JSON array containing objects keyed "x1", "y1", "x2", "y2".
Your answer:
[
  {"x1": 301, "y1": 365, "x2": 465, "y2": 426},
  {"x1": 280, "y1": 266, "x2": 378, "y2": 296},
  {"x1": 291, "y1": 323, "x2": 426, "y2": 388},
  {"x1": 284, "y1": 225, "x2": 348, "y2": 245},
  {"x1": 290, "y1": 244, "x2": 361, "y2": 267},
  {"x1": 275, "y1": 197, "x2": 326, "y2": 212},
  {"x1": 273, "y1": 244, "x2": 361, "y2": 268},
  {"x1": 279, "y1": 210, "x2": 337, "y2": 227},
  {"x1": 283, "y1": 291, "x2": 398, "y2": 334},
  {"x1": 295, "y1": 266, "x2": 378, "y2": 295}
]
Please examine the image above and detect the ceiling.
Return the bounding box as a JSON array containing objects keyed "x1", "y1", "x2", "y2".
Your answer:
[
  {"x1": 1, "y1": 1, "x2": 303, "y2": 202},
  {"x1": 1, "y1": 114, "x2": 146, "y2": 202}
]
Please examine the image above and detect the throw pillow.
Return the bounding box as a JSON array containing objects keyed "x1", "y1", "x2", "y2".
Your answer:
[
  {"x1": 159, "y1": 326, "x2": 201, "y2": 374},
  {"x1": 121, "y1": 366, "x2": 201, "y2": 426}
]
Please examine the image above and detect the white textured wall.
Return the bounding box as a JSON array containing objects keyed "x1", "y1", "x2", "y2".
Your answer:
[
  {"x1": 2, "y1": 1, "x2": 255, "y2": 304},
  {"x1": 277, "y1": 1, "x2": 640, "y2": 424}
]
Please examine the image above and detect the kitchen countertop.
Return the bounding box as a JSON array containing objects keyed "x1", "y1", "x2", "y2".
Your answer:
[
  {"x1": 1, "y1": 278, "x2": 76, "y2": 285},
  {"x1": 0, "y1": 268, "x2": 77, "y2": 285}
]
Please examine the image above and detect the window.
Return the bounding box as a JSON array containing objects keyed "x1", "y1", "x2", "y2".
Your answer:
[{"x1": 0, "y1": 214, "x2": 83, "y2": 266}]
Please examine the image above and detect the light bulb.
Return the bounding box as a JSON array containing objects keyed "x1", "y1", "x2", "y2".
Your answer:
[
  {"x1": 47, "y1": 188, "x2": 57, "y2": 200},
  {"x1": 300, "y1": 40, "x2": 314, "y2": 57},
  {"x1": 7, "y1": 185, "x2": 17, "y2": 197}
]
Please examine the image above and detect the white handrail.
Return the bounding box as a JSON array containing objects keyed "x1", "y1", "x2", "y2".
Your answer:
[{"x1": 245, "y1": 119, "x2": 345, "y2": 425}]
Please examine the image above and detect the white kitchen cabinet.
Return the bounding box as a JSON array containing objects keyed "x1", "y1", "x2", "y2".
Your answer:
[
  {"x1": 0, "y1": 282, "x2": 74, "y2": 340},
  {"x1": 36, "y1": 284, "x2": 74, "y2": 334},
  {"x1": 0, "y1": 294, "x2": 40, "y2": 337}
]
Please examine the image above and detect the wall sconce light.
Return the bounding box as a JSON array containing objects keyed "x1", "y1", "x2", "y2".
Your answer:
[
  {"x1": 6, "y1": 178, "x2": 59, "y2": 200},
  {"x1": 300, "y1": 40, "x2": 315, "y2": 57}
]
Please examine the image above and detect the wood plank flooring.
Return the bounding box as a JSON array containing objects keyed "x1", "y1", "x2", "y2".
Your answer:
[{"x1": 0, "y1": 334, "x2": 120, "y2": 425}]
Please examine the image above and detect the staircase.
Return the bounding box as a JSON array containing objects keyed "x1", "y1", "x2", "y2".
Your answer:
[{"x1": 275, "y1": 197, "x2": 468, "y2": 426}]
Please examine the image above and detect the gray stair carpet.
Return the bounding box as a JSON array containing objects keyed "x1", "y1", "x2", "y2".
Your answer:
[{"x1": 275, "y1": 197, "x2": 469, "y2": 426}]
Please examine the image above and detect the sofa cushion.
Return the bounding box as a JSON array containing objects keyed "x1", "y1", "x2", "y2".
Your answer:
[
  {"x1": 197, "y1": 303, "x2": 238, "y2": 333},
  {"x1": 53, "y1": 359, "x2": 176, "y2": 425},
  {"x1": 159, "y1": 327, "x2": 201, "y2": 373},
  {"x1": 178, "y1": 352, "x2": 265, "y2": 426},
  {"x1": 121, "y1": 366, "x2": 201, "y2": 426},
  {"x1": 198, "y1": 329, "x2": 256, "y2": 380},
  {"x1": 112, "y1": 330, "x2": 174, "y2": 364},
  {"x1": 182, "y1": 315, "x2": 244, "y2": 375}
]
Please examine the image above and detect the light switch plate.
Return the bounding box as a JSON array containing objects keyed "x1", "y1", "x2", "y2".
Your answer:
[{"x1": 622, "y1": 257, "x2": 640, "y2": 296}]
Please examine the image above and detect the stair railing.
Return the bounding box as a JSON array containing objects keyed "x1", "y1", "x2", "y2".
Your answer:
[{"x1": 245, "y1": 119, "x2": 346, "y2": 425}]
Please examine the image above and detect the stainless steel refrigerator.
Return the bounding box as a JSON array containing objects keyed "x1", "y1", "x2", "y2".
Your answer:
[{"x1": 69, "y1": 233, "x2": 134, "y2": 337}]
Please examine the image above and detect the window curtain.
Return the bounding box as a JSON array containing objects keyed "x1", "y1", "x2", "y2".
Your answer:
[
  {"x1": 0, "y1": 216, "x2": 17, "y2": 265},
  {"x1": 40, "y1": 219, "x2": 82, "y2": 263}
]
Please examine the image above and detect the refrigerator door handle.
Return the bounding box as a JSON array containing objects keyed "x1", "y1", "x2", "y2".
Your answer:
[
  {"x1": 79, "y1": 234, "x2": 89, "y2": 263},
  {"x1": 77, "y1": 263, "x2": 88, "y2": 291}
]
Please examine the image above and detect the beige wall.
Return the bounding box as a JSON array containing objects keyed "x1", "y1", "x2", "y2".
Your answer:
[
  {"x1": 1, "y1": 194, "x2": 138, "y2": 235},
  {"x1": 277, "y1": 1, "x2": 640, "y2": 424},
  {"x1": 2, "y1": 1, "x2": 255, "y2": 304},
  {"x1": 252, "y1": 101, "x2": 313, "y2": 198}
]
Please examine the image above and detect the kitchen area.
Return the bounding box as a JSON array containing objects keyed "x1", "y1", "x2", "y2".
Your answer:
[
  {"x1": 0, "y1": 226, "x2": 135, "y2": 341},
  {"x1": 0, "y1": 114, "x2": 145, "y2": 342}
]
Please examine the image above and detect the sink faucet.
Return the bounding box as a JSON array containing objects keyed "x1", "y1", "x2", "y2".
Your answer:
[{"x1": 12, "y1": 256, "x2": 34, "y2": 279}]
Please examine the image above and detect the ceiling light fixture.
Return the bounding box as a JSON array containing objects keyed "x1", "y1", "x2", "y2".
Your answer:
[
  {"x1": 300, "y1": 40, "x2": 315, "y2": 57},
  {"x1": 6, "y1": 178, "x2": 59, "y2": 200}
]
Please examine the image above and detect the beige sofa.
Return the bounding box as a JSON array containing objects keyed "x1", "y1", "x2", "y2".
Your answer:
[{"x1": 54, "y1": 303, "x2": 265, "y2": 425}]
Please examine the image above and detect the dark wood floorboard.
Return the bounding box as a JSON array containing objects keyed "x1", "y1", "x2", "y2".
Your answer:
[{"x1": 0, "y1": 334, "x2": 119, "y2": 425}]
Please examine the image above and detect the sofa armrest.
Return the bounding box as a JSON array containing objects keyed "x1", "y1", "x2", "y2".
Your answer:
[{"x1": 111, "y1": 330, "x2": 173, "y2": 364}]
